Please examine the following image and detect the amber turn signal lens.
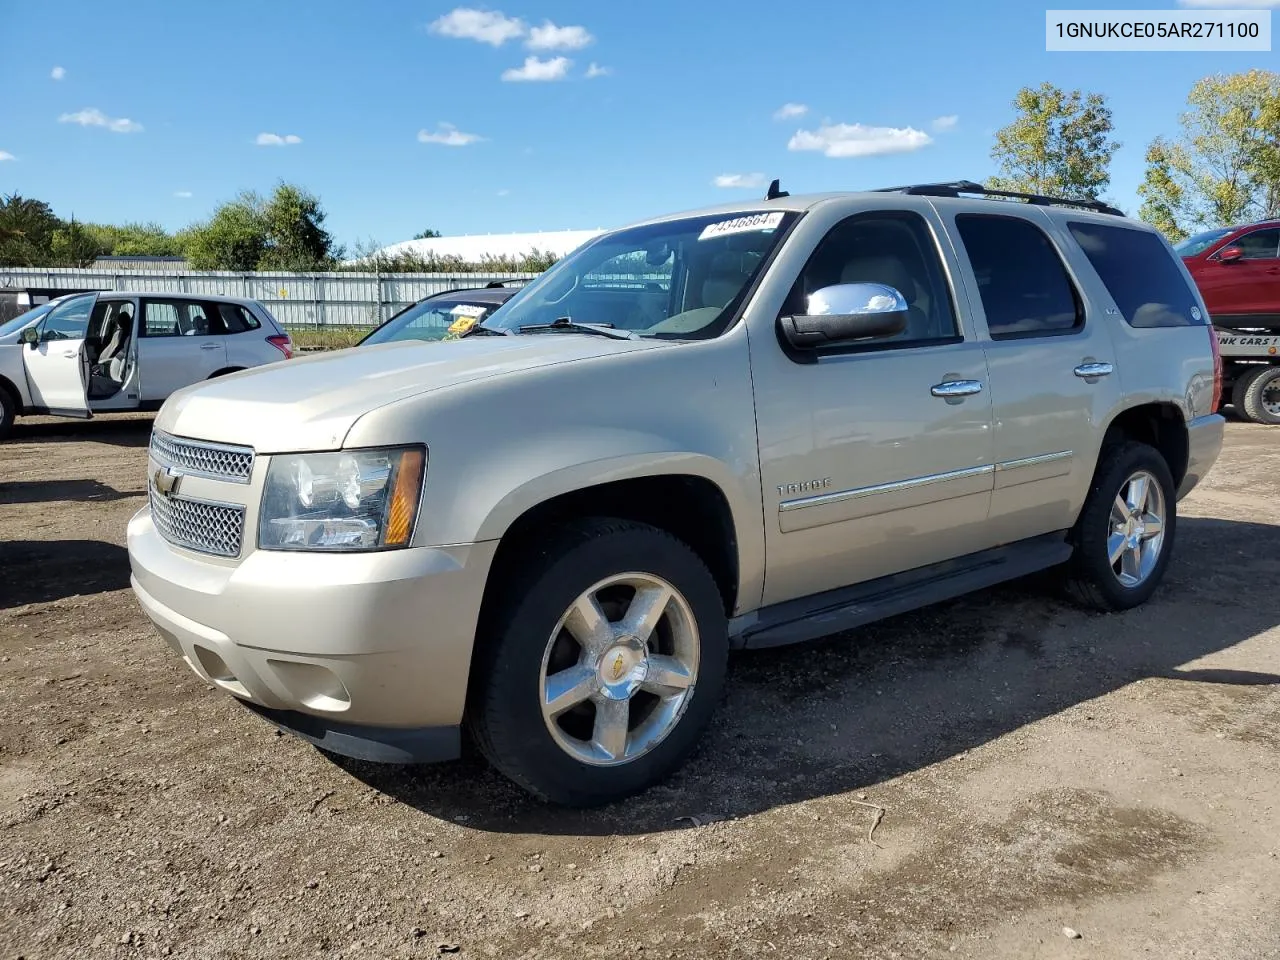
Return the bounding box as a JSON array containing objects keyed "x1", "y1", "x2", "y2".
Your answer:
[{"x1": 384, "y1": 449, "x2": 425, "y2": 547}]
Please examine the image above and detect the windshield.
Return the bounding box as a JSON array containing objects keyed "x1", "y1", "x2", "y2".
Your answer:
[
  {"x1": 1175, "y1": 228, "x2": 1234, "y2": 257},
  {"x1": 481, "y1": 210, "x2": 798, "y2": 339},
  {"x1": 0, "y1": 301, "x2": 56, "y2": 338},
  {"x1": 360, "y1": 296, "x2": 508, "y2": 345}
]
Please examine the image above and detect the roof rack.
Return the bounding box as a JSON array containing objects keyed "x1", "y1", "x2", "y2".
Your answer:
[{"x1": 872, "y1": 180, "x2": 1124, "y2": 217}]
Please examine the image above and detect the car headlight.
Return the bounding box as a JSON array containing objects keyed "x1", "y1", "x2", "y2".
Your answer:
[{"x1": 259, "y1": 447, "x2": 425, "y2": 551}]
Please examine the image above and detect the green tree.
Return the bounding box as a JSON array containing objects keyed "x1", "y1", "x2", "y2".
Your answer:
[
  {"x1": 989, "y1": 83, "x2": 1120, "y2": 200},
  {"x1": 184, "y1": 183, "x2": 337, "y2": 270},
  {"x1": 0, "y1": 194, "x2": 62, "y2": 266},
  {"x1": 413, "y1": 228, "x2": 442, "y2": 240},
  {"x1": 183, "y1": 191, "x2": 268, "y2": 270},
  {"x1": 1138, "y1": 69, "x2": 1280, "y2": 240},
  {"x1": 50, "y1": 217, "x2": 108, "y2": 266},
  {"x1": 86, "y1": 221, "x2": 182, "y2": 257},
  {"x1": 258, "y1": 183, "x2": 338, "y2": 270}
]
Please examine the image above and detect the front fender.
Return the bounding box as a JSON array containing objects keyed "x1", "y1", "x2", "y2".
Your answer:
[
  {"x1": 343, "y1": 337, "x2": 766, "y2": 613},
  {"x1": 0, "y1": 345, "x2": 33, "y2": 408}
]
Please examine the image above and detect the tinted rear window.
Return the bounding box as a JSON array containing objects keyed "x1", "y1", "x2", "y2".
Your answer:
[
  {"x1": 955, "y1": 214, "x2": 1082, "y2": 339},
  {"x1": 1067, "y1": 222, "x2": 1204, "y2": 328}
]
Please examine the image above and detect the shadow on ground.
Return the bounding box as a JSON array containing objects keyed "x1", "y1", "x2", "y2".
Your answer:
[
  {"x1": 335, "y1": 515, "x2": 1280, "y2": 836},
  {"x1": 0, "y1": 540, "x2": 132, "y2": 608},
  {"x1": 0, "y1": 479, "x2": 143, "y2": 506},
  {"x1": 7, "y1": 416, "x2": 152, "y2": 447}
]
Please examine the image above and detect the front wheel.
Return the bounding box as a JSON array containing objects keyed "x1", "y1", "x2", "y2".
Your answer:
[
  {"x1": 0, "y1": 387, "x2": 15, "y2": 440},
  {"x1": 1064, "y1": 441, "x2": 1176, "y2": 612},
  {"x1": 468, "y1": 518, "x2": 728, "y2": 806}
]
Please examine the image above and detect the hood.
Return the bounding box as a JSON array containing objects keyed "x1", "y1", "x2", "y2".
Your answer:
[{"x1": 155, "y1": 334, "x2": 671, "y2": 451}]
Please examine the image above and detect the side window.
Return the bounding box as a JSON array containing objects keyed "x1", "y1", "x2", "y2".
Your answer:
[
  {"x1": 1068, "y1": 221, "x2": 1205, "y2": 328},
  {"x1": 39, "y1": 295, "x2": 95, "y2": 341},
  {"x1": 955, "y1": 215, "x2": 1082, "y2": 339},
  {"x1": 1233, "y1": 228, "x2": 1280, "y2": 260},
  {"x1": 142, "y1": 300, "x2": 182, "y2": 338},
  {"x1": 217, "y1": 303, "x2": 260, "y2": 333},
  {"x1": 784, "y1": 210, "x2": 959, "y2": 347}
]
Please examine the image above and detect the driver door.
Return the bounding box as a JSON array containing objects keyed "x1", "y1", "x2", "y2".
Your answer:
[{"x1": 22, "y1": 293, "x2": 96, "y2": 416}]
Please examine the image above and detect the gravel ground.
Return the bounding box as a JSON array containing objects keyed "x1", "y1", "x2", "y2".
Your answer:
[{"x1": 2, "y1": 414, "x2": 1278, "y2": 960}]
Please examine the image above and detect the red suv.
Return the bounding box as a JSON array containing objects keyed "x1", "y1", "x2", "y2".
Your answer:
[{"x1": 1178, "y1": 221, "x2": 1280, "y2": 329}]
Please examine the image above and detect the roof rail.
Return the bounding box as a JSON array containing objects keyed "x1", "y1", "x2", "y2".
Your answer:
[{"x1": 872, "y1": 180, "x2": 1124, "y2": 217}]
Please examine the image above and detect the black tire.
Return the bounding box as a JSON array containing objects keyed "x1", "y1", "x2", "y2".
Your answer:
[
  {"x1": 1237, "y1": 365, "x2": 1280, "y2": 425},
  {"x1": 0, "y1": 385, "x2": 15, "y2": 440},
  {"x1": 467, "y1": 518, "x2": 728, "y2": 806},
  {"x1": 1064, "y1": 441, "x2": 1177, "y2": 612}
]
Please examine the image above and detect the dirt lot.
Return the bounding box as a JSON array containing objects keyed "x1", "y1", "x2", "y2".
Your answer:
[{"x1": 2, "y1": 415, "x2": 1278, "y2": 960}]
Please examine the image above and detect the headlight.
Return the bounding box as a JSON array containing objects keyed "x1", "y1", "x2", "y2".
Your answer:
[{"x1": 259, "y1": 447, "x2": 425, "y2": 551}]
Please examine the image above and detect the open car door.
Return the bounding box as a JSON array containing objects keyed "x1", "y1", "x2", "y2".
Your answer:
[{"x1": 21, "y1": 292, "x2": 95, "y2": 417}]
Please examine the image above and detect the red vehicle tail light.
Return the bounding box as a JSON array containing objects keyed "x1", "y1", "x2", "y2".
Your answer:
[{"x1": 267, "y1": 334, "x2": 294, "y2": 359}]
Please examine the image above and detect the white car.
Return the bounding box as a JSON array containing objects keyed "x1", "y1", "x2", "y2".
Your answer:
[{"x1": 0, "y1": 291, "x2": 293, "y2": 438}]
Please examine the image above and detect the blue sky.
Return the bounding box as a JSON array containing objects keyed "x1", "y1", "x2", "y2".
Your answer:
[{"x1": 0, "y1": 0, "x2": 1275, "y2": 249}]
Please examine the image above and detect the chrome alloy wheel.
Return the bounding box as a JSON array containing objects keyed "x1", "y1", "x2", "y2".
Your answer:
[
  {"x1": 538, "y1": 572, "x2": 700, "y2": 767},
  {"x1": 1108, "y1": 470, "x2": 1167, "y2": 588}
]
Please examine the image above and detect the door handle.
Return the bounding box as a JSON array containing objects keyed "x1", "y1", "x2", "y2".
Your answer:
[
  {"x1": 61, "y1": 351, "x2": 77, "y2": 358},
  {"x1": 1074, "y1": 362, "x2": 1114, "y2": 379},
  {"x1": 199, "y1": 343, "x2": 220, "y2": 350},
  {"x1": 931, "y1": 379, "x2": 984, "y2": 398}
]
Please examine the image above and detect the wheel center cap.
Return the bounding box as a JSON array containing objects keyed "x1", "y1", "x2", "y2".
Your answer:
[{"x1": 598, "y1": 637, "x2": 648, "y2": 701}]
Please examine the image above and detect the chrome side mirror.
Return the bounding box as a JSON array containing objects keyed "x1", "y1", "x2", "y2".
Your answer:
[{"x1": 779, "y1": 282, "x2": 909, "y2": 349}]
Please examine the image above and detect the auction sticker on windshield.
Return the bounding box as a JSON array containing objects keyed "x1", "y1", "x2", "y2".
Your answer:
[{"x1": 698, "y1": 211, "x2": 785, "y2": 241}]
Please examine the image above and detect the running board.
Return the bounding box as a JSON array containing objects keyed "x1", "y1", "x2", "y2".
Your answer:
[{"x1": 729, "y1": 532, "x2": 1073, "y2": 650}]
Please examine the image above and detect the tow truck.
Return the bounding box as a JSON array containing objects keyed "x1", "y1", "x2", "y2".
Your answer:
[{"x1": 1217, "y1": 327, "x2": 1280, "y2": 424}]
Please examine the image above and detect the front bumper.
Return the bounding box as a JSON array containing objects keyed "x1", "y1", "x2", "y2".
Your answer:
[
  {"x1": 128, "y1": 506, "x2": 497, "y2": 761},
  {"x1": 1177, "y1": 413, "x2": 1225, "y2": 500}
]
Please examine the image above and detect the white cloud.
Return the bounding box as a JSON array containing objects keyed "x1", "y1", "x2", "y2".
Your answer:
[
  {"x1": 773, "y1": 102, "x2": 808, "y2": 121},
  {"x1": 174, "y1": 190, "x2": 193, "y2": 198},
  {"x1": 788, "y1": 122, "x2": 932, "y2": 158},
  {"x1": 932, "y1": 114, "x2": 959, "y2": 132},
  {"x1": 501, "y1": 55, "x2": 572, "y2": 82},
  {"x1": 417, "y1": 122, "x2": 485, "y2": 146},
  {"x1": 430, "y1": 7, "x2": 526, "y2": 45},
  {"x1": 585, "y1": 62, "x2": 610, "y2": 78},
  {"x1": 497, "y1": 188, "x2": 510, "y2": 197},
  {"x1": 713, "y1": 173, "x2": 767, "y2": 189},
  {"x1": 255, "y1": 132, "x2": 302, "y2": 146},
  {"x1": 0, "y1": 151, "x2": 15, "y2": 162},
  {"x1": 51, "y1": 66, "x2": 66, "y2": 80},
  {"x1": 527, "y1": 21, "x2": 593, "y2": 50},
  {"x1": 1176, "y1": 0, "x2": 1278, "y2": 6},
  {"x1": 58, "y1": 108, "x2": 143, "y2": 133}
]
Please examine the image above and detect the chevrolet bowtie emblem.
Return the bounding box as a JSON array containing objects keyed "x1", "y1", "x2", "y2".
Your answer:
[
  {"x1": 610, "y1": 653, "x2": 625, "y2": 682},
  {"x1": 153, "y1": 465, "x2": 183, "y2": 497}
]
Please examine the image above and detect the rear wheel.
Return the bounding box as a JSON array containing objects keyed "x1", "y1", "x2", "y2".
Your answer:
[
  {"x1": 1236, "y1": 365, "x2": 1280, "y2": 425},
  {"x1": 468, "y1": 518, "x2": 728, "y2": 806},
  {"x1": 1065, "y1": 441, "x2": 1176, "y2": 612}
]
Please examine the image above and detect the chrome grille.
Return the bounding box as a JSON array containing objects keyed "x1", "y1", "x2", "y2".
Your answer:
[
  {"x1": 150, "y1": 430, "x2": 254, "y2": 483},
  {"x1": 149, "y1": 489, "x2": 245, "y2": 558}
]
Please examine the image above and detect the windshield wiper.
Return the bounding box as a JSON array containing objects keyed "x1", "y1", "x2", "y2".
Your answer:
[
  {"x1": 459, "y1": 322, "x2": 512, "y2": 337},
  {"x1": 518, "y1": 317, "x2": 638, "y2": 340}
]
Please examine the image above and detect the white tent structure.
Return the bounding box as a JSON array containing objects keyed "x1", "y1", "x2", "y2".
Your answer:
[{"x1": 361, "y1": 228, "x2": 607, "y2": 264}]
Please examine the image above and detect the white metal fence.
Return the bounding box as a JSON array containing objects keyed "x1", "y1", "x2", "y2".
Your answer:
[{"x1": 0, "y1": 267, "x2": 541, "y2": 327}]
